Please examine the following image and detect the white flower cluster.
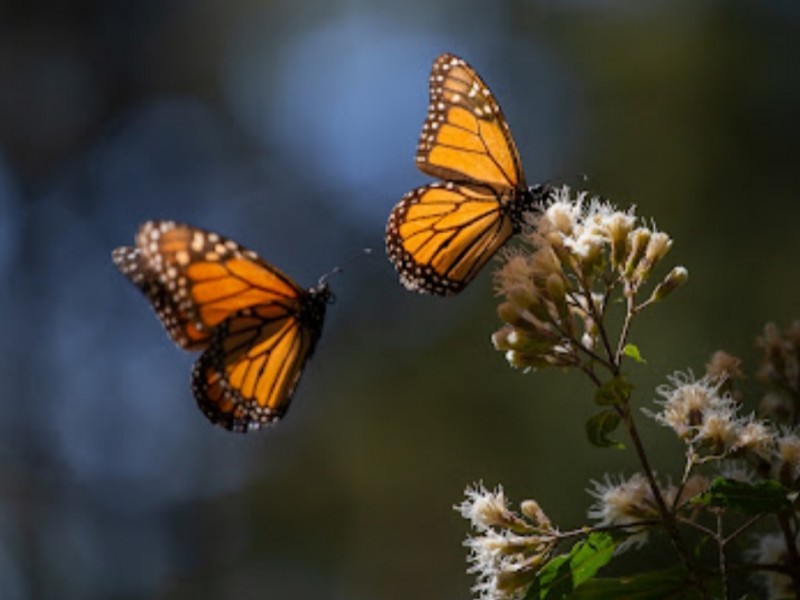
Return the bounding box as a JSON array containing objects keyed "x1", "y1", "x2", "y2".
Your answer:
[
  {"x1": 747, "y1": 532, "x2": 800, "y2": 599},
  {"x1": 587, "y1": 473, "x2": 709, "y2": 552},
  {"x1": 648, "y1": 371, "x2": 796, "y2": 471},
  {"x1": 455, "y1": 483, "x2": 556, "y2": 600},
  {"x1": 492, "y1": 187, "x2": 687, "y2": 371}
]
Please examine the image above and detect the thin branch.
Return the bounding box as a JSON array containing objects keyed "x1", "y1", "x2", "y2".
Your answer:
[
  {"x1": 675, "y1": 516, "x2": 716, "y2": 538},
  {"x1": 613, "y1": 285, "x2": 636, "y2": 366},
  {"x1": 581, "y1": 365, "x2": 603, "y2": 388},
  {"x1": 717, "y1": 511, "x2": 728, "y2": 600},
  {"x1": 542, "y1": 313, "x2": 614, "y2": 371},
  {"x1": 723, "y1": 514, "x2": 765, "y2": 545},
  {"x1": 555, "y1": 519, "x2": 661, "y2": 542},
  {"x1": 670, "y1": 448, "x2": 698, "y2": 513},
  {"x1": 573, "y1": 270, "x2": 617, "y2": 368}
]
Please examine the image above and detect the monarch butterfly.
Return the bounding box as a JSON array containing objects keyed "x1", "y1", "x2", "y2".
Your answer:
[
  {"x1": 113, "y1": 221, "x2": 331, "y2": 433},
  {"x1": 386, "y1": 53, "x2": 552, "y2": 295}
]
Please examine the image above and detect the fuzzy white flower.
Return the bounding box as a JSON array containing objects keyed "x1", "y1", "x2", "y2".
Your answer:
[
  {"x1": 747, "y1": 532, "x2": 797, "y2": 599},
  {"x1": 718, "y1": 461, "x2": 756, "y2": 484},
  {"x1": 457, "y1": 484, "x2": 556, "y2": 600},
  {"x1": 456, "y1": 483, "x2": 515, "y2": 532},
  {"x1": 776, "y1": 429, "x2": 800, "y2": 484},
  {"x1": 587, "y1": 473, "x2": 658, "y2": 550},
  {"x1": 697, "y1": 407, "x2": 740, "y2": 452},
  {"x1": 649, "y1": 371, "x2": 778, "y2": 461},
  {"x1": 733, "y1": 417, "x2": 775, "y2": 460},
  {"x1": 649, "y1": 371, "x2": 727, "y2": 440},
  {"x1": 494, "y1": 187, "x2": 684, "y2": 373}
]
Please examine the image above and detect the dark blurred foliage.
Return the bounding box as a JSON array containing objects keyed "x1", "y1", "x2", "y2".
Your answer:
[{"x1": 1, "y1": 0, "x2": 799, "y2": 598}]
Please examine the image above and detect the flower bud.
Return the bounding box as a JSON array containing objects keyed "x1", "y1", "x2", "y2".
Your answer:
[
  {"x1": 734, "y1": 419, "x2": 774, "y2": 460},
  {"x1": 605, "y1": 212, "x2": 635, "y2": 268},
  {"x1": 623, "y1": 228, "x2": 651, "y2": 278},
  {"x1": 520, "y1": 500, "x2": 552, "y2": 530},
  {"x1": 497, "y1": 301, "x2": 529, "y2": 329},
  {"x1": 543, "y1": 272, "x2": 566, "y2": 303},
  {"x1": 544, "y1": 201, "x2": 577, "y2": 235},
  {"x1": 507, "y1": 285, "x2": 537, "y2": 311},
  {"x1": 492, "y1": 327, "x2": 513, "y2": 351},
  {"x1": 544, "y1": 273, "x2": 570, "y2": 324},
  {"x1": 649, "y1": 266, "x2": 688, "y2": 302},
  {"x1": 633, "y1": 231, "x2": 672, "y2": 282},
  {"x1": 506, "y1": 350, "x2": 542, "y2": 369},
  {"x1": 705, "y1": 350, "x2": 744, "y2": 381},
  {"x1": 583, "y1": 236, "x2": 607, "y2": 278},
  {"x1": 581, "y1": 332, "x2": 596, "y2": 352},
  {"x1": 507, "y1": 329, "x2": 557, "y2": 355},
  {"x1": 645, "y1": 231, "x2": 672, "y2": 262},
  {"x1": 530, "y1": 246, "x2": 563, "y2": 279}
]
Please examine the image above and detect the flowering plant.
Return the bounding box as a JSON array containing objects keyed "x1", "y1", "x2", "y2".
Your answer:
[{"x1": 457, "y1": 187, "x2": 800, "y2": 599}]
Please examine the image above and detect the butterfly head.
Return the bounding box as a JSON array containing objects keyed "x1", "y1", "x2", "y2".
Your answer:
[
  {"x1": 504, "y1": 184, "x2": 553, "y2": 233},
  {"x1": 294, "y1": 279, "x2": 331, "y2": 335},
  {"x1": 310, "y1": 278, "x2": 335, "y2": 304},
  {"x1": 312, "y1": 248, "x2": 372, "y2": 305},
  {"x1": 516, "y1": 183, "x2": 553, "y2": 222},
  {"x1": 524, "y1": 183, "x2": 554, "y2": 212}
]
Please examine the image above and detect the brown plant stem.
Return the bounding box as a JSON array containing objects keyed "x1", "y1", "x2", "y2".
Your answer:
[
  {"x1": 556, "y1": 519, "x2": 661, "y2": 541},
  {"x1": 716, "y1": 511, "x2": 728, "y2": 600},
  {"x1": 587, "y1": 285, "x2": 709, "y2": 596},
  {"x1": 616, "y1": 400, "x2": 710, "y2": 598},
  {"x1": 614, "y1": 287, "x2": 637, "y2": 364}
]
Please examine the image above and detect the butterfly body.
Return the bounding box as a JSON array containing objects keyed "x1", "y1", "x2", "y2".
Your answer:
[
  {"x1": 386, "y1": 53, "x2": 551, "y2": 295},
  {"x1": 113, "y1": 221, "x2": 331, "y2": 433}
]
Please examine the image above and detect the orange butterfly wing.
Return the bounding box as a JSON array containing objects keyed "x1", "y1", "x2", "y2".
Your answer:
[
  {"x1": 113, "y1": 244, "x2": 211, "y2": 350},
  {"x1": 192, "y1": 297, "x2": 326, "y2": 432},
  {"x1": 113, "y1": 221, "x2": 329, "y2": 432},
  {"x1": 386, "y1": 182, "x2": 516, "y2": 295},
  {"x1": 387, "y1": 53, "x2": 548, "y2": 295},
  {"x1": 415, "y1": 53, "x2": 525, "y2": 192},
  {"x1": 113, "y1": 221, "x2": 305, "y2": 350}
]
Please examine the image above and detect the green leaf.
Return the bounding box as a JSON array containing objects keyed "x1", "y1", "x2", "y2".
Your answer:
[
  {"x1": 695, "y1": 477, "x2": 792, "y2": 515},
  {"x1": 567, "y1": 567, "x2": 702, "y2": 600},
  {"x1": 526, "y1": 533, "x2": 616, "y2": 599},
  {"x1": 586, "y1": 410, "x2": 624, "y2": 449},
  {"x1": 622, "y1": 343, "x2": 646, "y2": 364},
  {"x1": 594, "y1": 377, "x2": 633, "y2": 407}
]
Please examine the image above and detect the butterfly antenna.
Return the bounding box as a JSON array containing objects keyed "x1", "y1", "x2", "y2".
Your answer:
[{"x1": 318, "y1": 248, "x2": 373, "y2": 286}]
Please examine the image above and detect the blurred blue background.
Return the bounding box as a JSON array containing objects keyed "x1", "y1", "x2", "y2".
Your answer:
[{"x1": 1, "y1": 1, "x2": 799, "y2": 598}]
